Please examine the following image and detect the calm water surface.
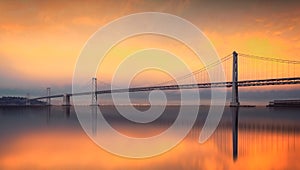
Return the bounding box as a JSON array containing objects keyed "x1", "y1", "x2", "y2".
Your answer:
[{"x1": 0, "y1": 106, "x2": 299, "y2": 169}]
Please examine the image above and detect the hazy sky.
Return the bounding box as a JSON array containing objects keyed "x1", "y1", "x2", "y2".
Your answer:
[{"x1": 0, "y1": 0, "x2": 300, "y2": 102}]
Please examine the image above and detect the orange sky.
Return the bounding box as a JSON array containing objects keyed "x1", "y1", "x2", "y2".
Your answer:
[{"x1": 0, "y1": 0, "x2": 300, "y2": 92}]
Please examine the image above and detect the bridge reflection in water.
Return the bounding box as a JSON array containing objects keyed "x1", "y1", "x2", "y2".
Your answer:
[
  {"x1": 79, "y1": 105, "x2": 299, "y2": 162},
  {"x1": 1, "y1": 106, "x2": 300, "y2": 169}
]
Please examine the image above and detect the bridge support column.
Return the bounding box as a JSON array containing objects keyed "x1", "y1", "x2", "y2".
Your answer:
[
  {"x1": 230, "y1": 51, "x2": 240, "y2": 107},
  {"x1": 62, "y1": 94, "x2": 71, "y2": 106},
  {"x1": 46, "y1": 87, "x2": 51, "y2": 106},
  {"x1": 91, "y1": 77, "x2": 98, "y2": 106}
]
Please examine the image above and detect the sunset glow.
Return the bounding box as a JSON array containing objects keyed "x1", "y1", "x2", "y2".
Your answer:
[
  {"x1": 1, "y1": 2, "x2": 300, "y2": 169},
  {"x1": 1, "y1": 0, "x2": 300, "y2": 92}
]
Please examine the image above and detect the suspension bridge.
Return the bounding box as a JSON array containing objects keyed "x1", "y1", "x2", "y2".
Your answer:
[{"x1": 28, "y1": 51, "x2": 300, "y2": 106}]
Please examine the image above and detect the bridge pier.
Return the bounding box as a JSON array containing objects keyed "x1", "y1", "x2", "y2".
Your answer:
[
  {"x1": 230, "y1": 51, "x2": 240, "y2": 107},
  {"x1": 62, "y1": 94, "x2": 71, "y2": 106},
  {"x1": 91, "y1": 77, "x2": 98, "y2": 106},
  {"x1": 46, "y1": 87, "x2": 51, "y2": 106}
]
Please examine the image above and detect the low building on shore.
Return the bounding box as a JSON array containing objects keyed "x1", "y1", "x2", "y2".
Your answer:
[
  {"x1": 267, "y1": 99, "x2": 300, "y2": 107},
  {"x1": 0, "y1": 96, "x2": 46, "y2": 106}
]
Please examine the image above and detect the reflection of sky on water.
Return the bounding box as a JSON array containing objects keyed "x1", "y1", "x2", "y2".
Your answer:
[{"x1": 0, "y1": 106, "x2": 300, "y2": 169}]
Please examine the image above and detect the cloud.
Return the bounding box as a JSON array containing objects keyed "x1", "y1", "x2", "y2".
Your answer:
[{"x1": 72, "y1": 17, "x2": 100, "y2": 26}]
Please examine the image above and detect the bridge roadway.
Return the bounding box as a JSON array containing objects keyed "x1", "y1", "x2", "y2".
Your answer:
[{"x1": 31, "y1": 77, "x2": 300, "y2": 100}]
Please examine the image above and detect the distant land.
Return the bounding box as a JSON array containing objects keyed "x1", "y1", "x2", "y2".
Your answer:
[{"x1": 0, "y1": 96, "x2": 46, "y2": 106}]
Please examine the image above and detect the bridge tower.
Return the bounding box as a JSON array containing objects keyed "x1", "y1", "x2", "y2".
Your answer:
[
  {"x1": 230, "y1": 51, "x2": 240, "y2": 107},
  {"x1": 91, "y1": 77, "x2": 98, "y2": 106},
  {"x1": 46, "y1": 87, "x2": 51, "y2": 106}
]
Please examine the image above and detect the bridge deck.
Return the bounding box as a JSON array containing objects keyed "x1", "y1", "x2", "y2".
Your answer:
[{"x1": 30, "y1": 77, "x2": 300, "y2": 100}]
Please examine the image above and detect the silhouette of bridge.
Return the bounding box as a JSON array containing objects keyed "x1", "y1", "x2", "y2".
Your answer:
[{"x1": 28, "y1": 51, "x2": 300, "y2": 106}]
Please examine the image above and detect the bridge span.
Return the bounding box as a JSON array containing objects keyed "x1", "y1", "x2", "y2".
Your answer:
[{"x1": 28, "y1": 51, "x2": 300, "y2": 106}]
